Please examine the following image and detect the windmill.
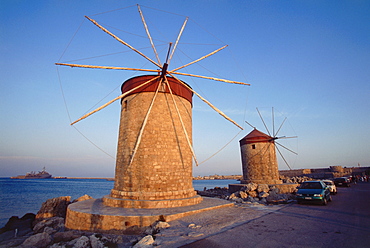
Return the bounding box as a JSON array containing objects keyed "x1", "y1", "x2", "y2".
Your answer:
[
  {"x1": 239, "y1": 107, "x2": 297, "y2": 185},
  {"x1": 56, "y1": 5, "x2": 249, "y2": 210}
]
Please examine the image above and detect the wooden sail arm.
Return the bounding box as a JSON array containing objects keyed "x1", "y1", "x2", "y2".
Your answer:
[
  {"x1": 168, "y1": 70, "x2": 249, "y2": 86},
  {"x1": 276, "y1": 142, "x2": 298, "y2": 155},
  {"x1": 168, "y1": 17, "x2": 188, "y2": 64},
  {"x1": 256, "y1": 107, "x2": 271, "y2": 136},
  {"x1": 85, "y1": 15, "x2": 162, "y2": 69},
  {"x1": 276, "y1": 145, "x2": 292, "y2": 170},
  {"x1": 275, "y1": 117, "x2": 287, "y2": 137},
  {"x1": 171, "y1": 45, "x2": 228, "y2": 72},
  {"x1": 163, "y1": 77, "x2": 199, "y2": 166},
  {"x1": 55, "y1": 63, "x2": 160, "y2": 73},
  {"x1": 168, "y1": 72, "x2": 244, "y2": 130},
  {"x1": 277, "y1": 136, "x2": 298, "y2": 139},
  {"x1": 137, "y1": 4, "x2": 161, "y2": 65},
  {"x1": 70, "y1": 76, "x2": 160, "y2": 125},
  {"x1": 128, "y1": 78, "x2": 162, "y2": 167}
]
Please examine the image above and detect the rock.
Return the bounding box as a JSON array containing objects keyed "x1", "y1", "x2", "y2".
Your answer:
[
  {"x1": 239, "y1": 191, "x2": 248, "y2": 199},
  {"x1": 0, "y1": 213, "x2": 35, "y2": 235},
  {"x1": 259, "y1": 198, "x2": 267, "y2": 204},
  {"x1": 153, "y1": 221, "x2": 170, "y2": 230},
  {"x1": 72, "y1": 194, "x2": 93, "y2": 203},
  {"x1": 89, "y1": 234, "x2": 104, "y2": 248},
  {"x1": 188, "y1": 223, "x2": 201, "y2": 229},
  {"x1": 143, "y1": 226, "x2": 154, "y2": 235},
  {"x1": 197, "y1": 187, "x2": 230, "y2": 198},
  {"x1": 35, "y1": 196, "x2": 71, "y2": 220},
  {"x1": 257, "y1": 184, "x2": 269, "y2": 193},
  {"x1": 145, "y1": 221, "x2": 170, "y2": 235},
  {"x1": 113, "y1": 235, "x2": 124, "y2": 245},
  {"x1": 229, "y1": 192, "x2": 240, "y2": 199},
  {"x1": 228, "y1": 193, "x2": 238, "y2": 201},
  {"x1": 53, "y1": 231, "x2": 80, "y2": 243},
  {"x1": 33, "y1": 217, "x2": 65, "y2": 233},
  {"x1": 133, "y1": 235, "x2": 154, "y2": 247},
  {"x1": 266, "y1": 191, "x2": 279, "y2": 202},
  {"x1": 44, "y1": 226, "x2": 56, "y2": 235},
  {"x1": 269, "y1": 187, "x2": 280, "y2": 194},
  {"x1": 242, "y1": 183, "x2": 258, "y2": 192},
  {"x1": 49, "y1": 243, "x2": 67, "y2": 248},
  {"x1": 258, "y1": 191, "x2": 269, "y2": 198},
  {"x1": 22, "y1": 232, "x2": 52, "y2": 248},
  {"x1": 73, "y1": 236, "x2": 90, "y2": 248},
  {"x1": 247, "y1": 191, "x2": 258, "y2": 198}
]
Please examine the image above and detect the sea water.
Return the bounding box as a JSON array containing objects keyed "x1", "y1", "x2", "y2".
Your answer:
[{"x1": 0, "y1": 178, "x2": 238, "y2": 227}]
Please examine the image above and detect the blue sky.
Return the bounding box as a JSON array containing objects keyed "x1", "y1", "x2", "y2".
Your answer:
[{"x1": 1, "y1": 0, "x2": 369, "y2": 177}]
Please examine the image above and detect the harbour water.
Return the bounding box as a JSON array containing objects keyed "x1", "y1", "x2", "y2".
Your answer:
[{"x1": 0, "y1": 178, "x2": 238, "y2": 227}]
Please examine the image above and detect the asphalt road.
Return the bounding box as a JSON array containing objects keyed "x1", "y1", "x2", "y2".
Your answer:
[{"x1": 181, "y1": 182, "x2": 370, "y2": 248}]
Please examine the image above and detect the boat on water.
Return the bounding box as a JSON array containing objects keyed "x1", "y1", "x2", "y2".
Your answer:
[{"x1": 11, "y1": 167, "x2": 52, "y2": 179}]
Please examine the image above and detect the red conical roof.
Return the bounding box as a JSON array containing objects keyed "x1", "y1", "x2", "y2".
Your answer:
[{"x1": 239, "y1": 128, "x2": 273, "y2": 146}]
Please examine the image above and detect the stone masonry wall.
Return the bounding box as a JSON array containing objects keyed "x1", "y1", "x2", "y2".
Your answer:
[
  {"x1": 106, "y1": 81, "x2": 200, "y2": 208},
  {"x1": 240, "y1": 141, "x2": 282, "y2": 184}
]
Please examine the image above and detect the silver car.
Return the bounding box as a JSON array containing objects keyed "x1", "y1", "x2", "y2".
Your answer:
[{"x1": 322, "y1": 180, "x2": 337, "y2": 194}]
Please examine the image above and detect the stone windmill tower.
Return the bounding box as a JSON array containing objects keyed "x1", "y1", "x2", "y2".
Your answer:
[
  {"x1": 239, "y1": 108, "x2": 297, "y2": 185},
  {"x1": 240, "y1": 128, "x2": 281, "y2": 184},
  {"x1": 104, "y1": 75, "x2": 201, "y2": 209},
  {"x1": 56, "y1": 5, "x2": 248, "y2": 230}
]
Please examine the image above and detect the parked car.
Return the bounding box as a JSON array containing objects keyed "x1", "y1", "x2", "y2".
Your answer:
[
  {"x1": 322, "y1": 180, "x2": 337, "y2": 194},
  {"x1": 333, "y1": 177, "x2": 351, "y2": 187},
  {"x1": 296, "y1": 181, "x2": 332, "y2": 205}
]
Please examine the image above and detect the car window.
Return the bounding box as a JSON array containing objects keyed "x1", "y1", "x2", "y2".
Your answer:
[{"x1": 300, "y1": 182, "x2": 323, "y2": 189}]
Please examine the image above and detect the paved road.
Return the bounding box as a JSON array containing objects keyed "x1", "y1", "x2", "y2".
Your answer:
[{"x1": 181, "y1": 182, "x2": 370, "y2": 248}]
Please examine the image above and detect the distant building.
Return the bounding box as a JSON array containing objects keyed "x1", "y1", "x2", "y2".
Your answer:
[{"x1": 280, "y1": 165, "x2": 370, "y2": 179}]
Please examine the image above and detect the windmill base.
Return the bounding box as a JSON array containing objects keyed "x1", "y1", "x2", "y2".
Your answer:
[
  {"x1": 65, "y1": 197, "x2": 233, "y2": 233},
  {"x1": 102, "y1": 194, "x2": 202, "y2": 208}
]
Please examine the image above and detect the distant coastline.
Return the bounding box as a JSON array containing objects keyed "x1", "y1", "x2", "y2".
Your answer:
[
  {"x1": 7, "y1": 176, "x2": 242, "y2": 181},
  {"x1": 63, "y1": 177, "x2": 114, "y2": 180},
  {"x1": 63, "y1": 175, "x2": 242, "y2": 180},
  {"x1": 9, "y1": 176, "x2": 114, "y2": 180},
  {"x1": 193, "y1": 175, "x2": 242, "y2": 180}
]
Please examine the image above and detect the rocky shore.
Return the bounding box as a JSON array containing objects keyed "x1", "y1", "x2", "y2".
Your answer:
[
  {"x1": 197, "y1": 182, "x2": 299, "y2": 205},
  {"x1": 0, "y1": 195, "x2": 153, "y2": 248},
  {"x1": 0, "y1": 179, "x2": 306, "y2": 248}
]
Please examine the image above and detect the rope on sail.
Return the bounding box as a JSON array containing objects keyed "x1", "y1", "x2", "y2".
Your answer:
[
  {"x1": 128, "y1": 78, "x2": 162, "y2": 167},
  {"x1": 164, "y1": 77, "x2": 199, "y2": 166},
  {"x1": 198, "y1": 129, "x2": 243, "y2": 165}
]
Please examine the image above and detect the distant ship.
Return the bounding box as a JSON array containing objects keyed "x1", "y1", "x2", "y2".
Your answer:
[{"x1": 11, "y1": 167, "x2": 52, "y2": 179}]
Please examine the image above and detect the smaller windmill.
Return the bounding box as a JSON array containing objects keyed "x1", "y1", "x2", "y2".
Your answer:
[{"x1": 239, "y1": 107, "x2": 297, "y2": 185}]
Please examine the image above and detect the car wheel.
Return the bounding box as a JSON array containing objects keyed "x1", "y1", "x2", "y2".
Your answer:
[{"x1": 322, "y1": 198, "x2": 328, "y2": 205}]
